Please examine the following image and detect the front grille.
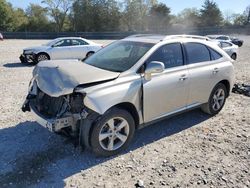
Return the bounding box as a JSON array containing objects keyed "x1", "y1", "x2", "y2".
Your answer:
[{"x1": 34, "y1": 89, "x2": 64, "y2": 118}]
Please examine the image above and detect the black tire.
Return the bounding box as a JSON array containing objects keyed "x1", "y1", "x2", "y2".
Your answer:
[
  {"x1": 201, "y1": 83, "x2": 227, "y2": 115},
  {"x1": 90, "y1": 108, "x2": 135, "y2": 157},
  {"x1": 237, "y1": 42, "x2": 243, "y2": 47},
  {"x1": 86, "y1": 51, "x2": 94, "y2": 58},
  {"x1": 231, "y1": 53, "x2": 237, "y2": 60},
  {"x1": 36, "y1": 53, "x2": 50, "y2": 64}
]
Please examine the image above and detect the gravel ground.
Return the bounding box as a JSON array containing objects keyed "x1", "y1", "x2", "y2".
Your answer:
[{"x1": 0, "y1": 38, "x2": 249, "y2": 188}]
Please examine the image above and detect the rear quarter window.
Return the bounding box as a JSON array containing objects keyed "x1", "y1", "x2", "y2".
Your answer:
[
  {"x1": 221, "y1": 42, "x2": 232, "y2": 48},
  {"x1": 208, "y1": 47, "x2": 223, "y2": 60}
]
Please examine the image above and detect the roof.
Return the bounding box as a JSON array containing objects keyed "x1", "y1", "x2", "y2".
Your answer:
[
  {"x1": 55, "y1": 37, "x2": 83, "y2": 40},
  {"x1": 124, "y1": 34, "x2": 211, "y2": 44},
  {"x1": 123, "y1": 34, "x2": 166, "y2": 43}
]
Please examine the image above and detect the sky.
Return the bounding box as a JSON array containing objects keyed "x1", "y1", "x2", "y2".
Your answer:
[{"x1": 7, "y1": 0, "x2": 250, "y2": 15}]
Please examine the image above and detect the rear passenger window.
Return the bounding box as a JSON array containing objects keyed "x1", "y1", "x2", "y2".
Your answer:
[
  {"x1": 221, "y1": 42, "x2": 232, "y2": 48},
  {"x1": 147, "y1": 43, "x2": 184, "y2": 69},
  {"x1": 185, "y1": 43, "x2": 210, "y2": 64},
  {"x1": 209, "y1": 47, "x2": 222, "y2": 60}
]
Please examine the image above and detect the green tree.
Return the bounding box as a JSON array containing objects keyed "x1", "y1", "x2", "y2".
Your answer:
[
  {"x1": 122, "y1": 0, "x2": 156, "y2": 31},
  {"x1": 232, "y1": 14, "x2": 247, "y2": 26},
  {"x1": 200, "y1": 0, "x2": 223, "y2": 27},
  {"x1": 42, "y1": 0, "x2": 73, "y2": 32},
  {"x1": 92, "y1": 0, "x2": 121, "y2": 31},
  {"x1": 11, "y1": 8, "x2": 28, "y2": 31},
  {"x1": 0, "y1": 0, "x2": 13, "y2": 31},
  {"x1": 25, "y1": 4, "x2": 51, "y2": 32},
  {"x1": 70, "y1": 0, "x2": 93, "y2": 31},
  {"x1": 223, "y1": 10, "x2": 234, "y2": 26},
  {"x1": 71, "y1": 0, "x2": 121, "y2": 32},
  {"x1": 176, "y1": 8, "x2": 200, "y2": 28},
  {"x1": 243, "y1": 5, "x2": 250, "y2": 25},
  {"x1": 148, "y1": 3, "x2": 171, "y2": 32}
]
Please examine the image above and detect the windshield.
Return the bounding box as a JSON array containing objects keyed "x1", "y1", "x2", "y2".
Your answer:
[
  {"x1": 84, "y1": 41, "x2": 154, "y2": 72},
  {"x1": 44, "y1": 39, "x2": 59, "y2": 46}
]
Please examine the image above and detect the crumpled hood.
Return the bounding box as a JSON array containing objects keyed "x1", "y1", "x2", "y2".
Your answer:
[{"x1": 33, "y1": 60, "x2": 120, "y2": 97}]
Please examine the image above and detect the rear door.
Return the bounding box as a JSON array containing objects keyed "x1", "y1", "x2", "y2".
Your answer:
[
  {"x1": 184, "y1": 42, "x2": 223, "y2": 106},
  {"x1": 70, "y1": 39, "x2": 90, "y2": 59},
  {"x1": 143, "y1": 43, "x2": 189, "y2": 122}
]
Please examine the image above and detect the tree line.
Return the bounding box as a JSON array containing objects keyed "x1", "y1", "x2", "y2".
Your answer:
[{"x1": 0, "y1": 0, "x2": 249, "y2": 32}]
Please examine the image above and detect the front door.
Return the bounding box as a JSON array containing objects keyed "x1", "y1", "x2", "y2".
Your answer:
[
  {"x1": 49, "y1": 39, "x2": 73, "y2": 59},
  {"x1": 143, "y1": 43, "x2": 189, "y2": 123}
]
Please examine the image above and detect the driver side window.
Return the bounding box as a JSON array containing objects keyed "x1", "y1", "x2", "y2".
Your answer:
[{"x1": 146, "y1": 43, "x2": 184, "y2": 69}]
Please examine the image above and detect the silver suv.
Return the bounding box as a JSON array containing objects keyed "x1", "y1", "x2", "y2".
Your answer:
[{"x1": 22, "y1": 35, "x2": 234, "y2": 156}]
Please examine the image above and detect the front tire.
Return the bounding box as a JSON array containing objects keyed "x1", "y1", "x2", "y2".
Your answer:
[
  {"x1": 90, "y1": 108, "x2": 135, "y2": 157},
  {"x1": 36, "y1": 53, "x2": 49, "y2": 63},
  {"x1": 201, "y1": 83, "x2": 227, "y2": 115}
]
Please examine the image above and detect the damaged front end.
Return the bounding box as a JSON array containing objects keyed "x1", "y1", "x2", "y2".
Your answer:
[
  {"x1": 22, "y1": 60, "x2": 120, "y2": 148},
  {"x1": 19, "y1": 51, "x2": 37, "y2": 64},
  {"x1": 22, "y1": 80, "x2": 98, "y2": 143}
]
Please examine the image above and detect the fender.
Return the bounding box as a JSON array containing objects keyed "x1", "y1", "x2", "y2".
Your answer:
[{"x1": 80, "y1": 75, "x2": 144, "y2": 124}]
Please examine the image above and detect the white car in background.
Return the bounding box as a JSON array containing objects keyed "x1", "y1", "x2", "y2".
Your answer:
[
  {"x1": 217, "y1": 40, "x2": 238, "y2": 60},
  {"x1": 19, "y1": 37, "x2": 102, "y2": 64},
  {"x1": 0, "y1": 32, "x2": 3, "y2": 41}
]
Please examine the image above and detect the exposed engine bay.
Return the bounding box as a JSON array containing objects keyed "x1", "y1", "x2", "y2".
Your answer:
[
  {"x1": 34, "y1": 89, "x2": 84, "y2": 118},
  {"x1": 22, "y1": 86, "x2": 88, "y2": 138}
]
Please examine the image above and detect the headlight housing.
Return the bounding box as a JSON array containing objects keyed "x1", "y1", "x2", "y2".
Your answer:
[{"x1": 24, "y1": 50, "x2": 34, "y2": 54}]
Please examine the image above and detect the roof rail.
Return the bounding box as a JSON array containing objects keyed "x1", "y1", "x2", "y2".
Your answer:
[
  {"x1": 126, "y1": 34, "x2": 164, "y2": 38},
  {"x1": 164, "y1": 35, "x2": 211, "y2": 41}
]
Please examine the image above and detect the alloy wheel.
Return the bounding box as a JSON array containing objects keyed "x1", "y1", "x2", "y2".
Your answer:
[
  {"x1": 99, "y1": 117, "x2": 129, "y2": 151},
  {"x1": 212, "y1": 88, "x2": 225, "y2": 111},
  {"x1": 37, "y1": 54, "x2": 48, "y2": 62}
]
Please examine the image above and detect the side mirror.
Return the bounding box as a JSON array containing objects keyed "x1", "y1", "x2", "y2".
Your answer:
[{"x1": 144, "y1": 61, "x2": 165, "y2": 80}]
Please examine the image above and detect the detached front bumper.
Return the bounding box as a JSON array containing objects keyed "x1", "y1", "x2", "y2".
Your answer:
[
  {"x1": 31, "y1": 103, "x2": 75, "y2": 132},
  {"x1": 19, "y1": 53, "x2": 37, "y2": 64},
  {"x1": 22, "y1": 97, "x2": 77, "y2": 133}
]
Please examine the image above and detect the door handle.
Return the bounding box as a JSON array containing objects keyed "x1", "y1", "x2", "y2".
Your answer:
[
  {"x1": 179, "y1": 74, "x2": 188, "y2": 81},
  {"x1": 213, "y1": 68, "x2": 219, "y2": 74}
]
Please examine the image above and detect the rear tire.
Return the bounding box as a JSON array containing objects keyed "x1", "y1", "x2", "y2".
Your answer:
[
  {"x1": 201, "y1": 83, "x2": 227, "y2": 115},
  {"x1": 86, "y1": 51, "x2": 94, "y2": 58},
  {"x1": 90, "y1": 108, "x2": 135, "y2": 157},
  {"x1": 231, "y1": 53, "x2": 237, "y2": 60}
]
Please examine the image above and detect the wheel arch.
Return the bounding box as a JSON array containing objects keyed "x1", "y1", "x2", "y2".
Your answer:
[
  {"x1": 231, "y1": 52, "x2": 237, "y2": 60},
  {"x1": 37, "y1": 52, "x2": 50, "y2": 60},
  {"x1": 218, "y1": 79, "x2": 230, "y2": 97},
  {"x1": 85, "y1": 102, "x2": 140, "y2": 149},
  {"x1": 111, "y1": 102, "x2": 140, "y2": 128},
  {"x1": 86, "y1": 51, "x2": 95, "y2": 57}
]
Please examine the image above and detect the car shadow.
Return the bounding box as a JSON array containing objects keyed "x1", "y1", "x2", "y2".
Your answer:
[
  {"x1": 0, "y1": 109, "x2": 210, "y2": 187},
  {"x1": 3, "y1": 62, "x2": 34, "y2": 68}
]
